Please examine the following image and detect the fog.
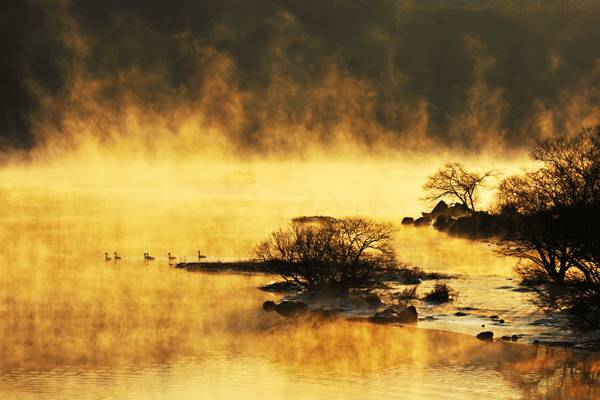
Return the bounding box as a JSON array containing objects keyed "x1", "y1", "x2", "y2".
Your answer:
[
  {"x1": 1, "y1": 2, "x2": 600, "y2": 398},
  {"x1": 2, "y1": 0, "x2": 600, "y2": 160}
]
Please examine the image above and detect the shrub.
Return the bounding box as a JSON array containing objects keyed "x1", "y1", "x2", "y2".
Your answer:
[
  {"x1": 423, "y1": 282, "x2": 458, "y2": 302},
  {"x1": 252, "y1": 216, "x2": 400, "y2": 291}
]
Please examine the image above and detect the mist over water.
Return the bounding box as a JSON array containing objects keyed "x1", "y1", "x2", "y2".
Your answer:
[
  {"x1": 2, "y1": 1, "x2": 600, "y2": 398},
  {"x1": 1, "y1": 161, "x2": 599, "y2": 399}
]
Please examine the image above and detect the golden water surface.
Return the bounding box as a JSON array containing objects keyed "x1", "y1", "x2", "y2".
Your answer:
[{"x1": 1, "y1": 158, "x2": 599, "y2": 399}]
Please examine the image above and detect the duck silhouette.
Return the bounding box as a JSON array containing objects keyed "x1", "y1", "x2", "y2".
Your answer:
[
  {"x1": 105, "y1": 253, "x2": 112, "y2": 261},
  {"x1": 114, "y1": 252, "x2": 122, "y2": 260},
  {"x1": 168, "y1": 253, "x2": 177, "y2": 260},
  {"x1": 198, "y1": 250, "x2": 206, "y2": 259},
  {"x1": 145, "y1": 253, "x2": 155, "y2": 260}
]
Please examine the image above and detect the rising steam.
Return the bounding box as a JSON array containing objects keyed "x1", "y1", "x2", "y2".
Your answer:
[{"x1": 2, "y1": 0, "x2": 600, "y2": 161}]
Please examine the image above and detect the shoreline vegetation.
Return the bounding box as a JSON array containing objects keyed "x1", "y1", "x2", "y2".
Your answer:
[
  {"x1": 175, "y1": 126, "x2": 600, "y2": 351},
  {"x1": 175, "y1": 254, "x2": 600, "y2": 352}
]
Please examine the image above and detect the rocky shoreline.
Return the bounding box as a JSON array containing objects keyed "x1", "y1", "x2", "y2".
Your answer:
[
  {"x1": 402, "y1": 200, "x2": 498, "y2": 240},
  {"x1": 172, "y1": 211, "x2": 600, "y2": 351}
]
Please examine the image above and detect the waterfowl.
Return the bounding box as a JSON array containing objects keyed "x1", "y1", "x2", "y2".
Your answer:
[
  {"x1": 105, "y1": 252, "x2": 112, "y2": 261},
  {"x1": 145, "y1": 253, "x2": 155, "y2": 260},
  {"x1": 168, "y1": 253, "x2": 177, "y2": 260},
  {"x1": 198, "y1": 250, "x2": 206, "y2": 259},
  {"x1": 114, "y1": 252, "x2": 122, "y2": 260}
]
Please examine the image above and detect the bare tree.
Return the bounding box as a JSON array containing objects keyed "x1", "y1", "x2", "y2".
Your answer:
[
  {"x1": 420, "y1": 162, "x2": 499, "y2": 212},
  {"x1": 252, "y1": 216, "x2": 400, "y2": 291},
  {"x1": 492, "y1": 125, "x2": 600, "y2": 330}
]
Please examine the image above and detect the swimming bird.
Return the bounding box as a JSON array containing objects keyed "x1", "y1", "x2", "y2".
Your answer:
[
  {"x1": 145, "y1": 253, "x2": 155, "y2": 260},
  {"x1": 198, "y1": 250, "x2": 206, "y2": 259},
  {"x1": 168, "y1": 253, "x2": 177, "y2": 260},
  {"x1": 105, "y1": 253, "x2": 112, "y2": 261},
  {"x1": 114, "y1": 252, "x2": 122, "y2": 260}
]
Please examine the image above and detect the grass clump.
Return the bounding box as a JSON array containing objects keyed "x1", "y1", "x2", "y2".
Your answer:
[{"x1": 423, "y1": 282, "x2": 458, "y2": 303}]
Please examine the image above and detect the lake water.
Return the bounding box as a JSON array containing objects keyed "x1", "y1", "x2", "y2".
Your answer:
[{"x1": 1, "y1": 158, "x2": 599, "y2": 399}]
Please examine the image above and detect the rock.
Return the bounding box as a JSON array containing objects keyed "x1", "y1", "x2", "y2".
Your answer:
[
  {"x1": 448, "y1": 216, "x2": 479, "y2": 238},
  {"x1": 414, "y1": 217, "x2": 431, "y2": 228},
  {"x1": 439, "y1": 219, "x2": 456, "y2": 233},
  {"x1": 401, "y1": 217, "x2": 415, "y2": 225},
  {"x1": 263, "y1": 300, "x2": 277, "y2": 312},
  {"x1": 454, "y1": 312, "x2": 469, "y2": 316},
  {"x1": 443, "y1": 203, "x2": 471, "y2": 218},
  {"x1": 433, "y1": 214, "x2": 453, "y2": 230},
  {"x1": 501, "y1": 336, "x2": 511, "y2": 341},
  {"x1": 447, "y1": 212, "x2": 495, "y2": 239},
  {"x1": 511, "y1": 335, "x2": 519, "y2": 342},
  {"x1": 369, "y1": 313, "x2": 399, "y2": 324},
  {"x1": 369, "y1": 306, "x2": 418, "y2": 324},
  {"x1": 476, "y1": 331, "x2": 494, "y2": 341},
  {"x1": 398, "y1": 305, "x2": 418, "y2": 323},
  {"x1": 380, "y1": 307, "x2": 398, "y2": 315},
  {"x1": 430, "y1": 200, "x2": 448, "y2": 216},
  {"x1": 370, "y1": 307, "x2": 399, "y2": 323},
  {"x1": 274, "y1": 301, "x2": 307, "y2": 317}
]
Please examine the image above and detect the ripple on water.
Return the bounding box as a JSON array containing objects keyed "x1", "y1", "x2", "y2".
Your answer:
[{"x1": 0, "y1": 353, "x2": 526, "y2": 400}]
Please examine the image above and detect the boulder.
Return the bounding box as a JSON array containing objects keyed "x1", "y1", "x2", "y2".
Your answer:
[
  {"x1": 370, "y1": 307, "x2": 400, "y2": 324},
  {"x1": 414, "y1": 217, "x2": 431, "y2": 228},
  {"x1": 430, "y1": 200, "x2": 448, "y2": 216},
  {"x1": 448, "y1": 216, "x2": 479, "y2": 238},
  {"x1": 401, "y1": 217, "x2": 415, "y2": 226},
  {"x1": 449, "y1": 212, "x2": 497, "y2": 239},
  {"x1": 274, "y1": 301, "x2": 307, "y2": 317},
  {"x1": 369, "y1": 306, "x2": 418, "y2": 324},
  {"x1": 443, "y1": 203, "x2": 471, "y2": 218},
  {"x1": 397, "y1": 305, "x2": 418, "y2": 323},
  {"x1": 476, "y1": 331, "x2": 494, "y2": 341},
  {"x1": 438, "y1": 218, "x2": 456, "y2": 233},
  {"x1": 433, "y1": 214, "x2": 453, "y2": 230},
  {"x1": 263, "y1": 300, "x2": 277, "y2": 312},
  {"x1": 369, "y1": 314, "x2": 398, "y2": 324}
]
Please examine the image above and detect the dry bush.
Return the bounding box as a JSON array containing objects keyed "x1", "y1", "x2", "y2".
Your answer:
[
  {"x1": 253, "y1": 216, "x2": 399, "y2": 291},
  {"x1": 423, "y1": 282, "x2": 458, "y2": 302}
]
